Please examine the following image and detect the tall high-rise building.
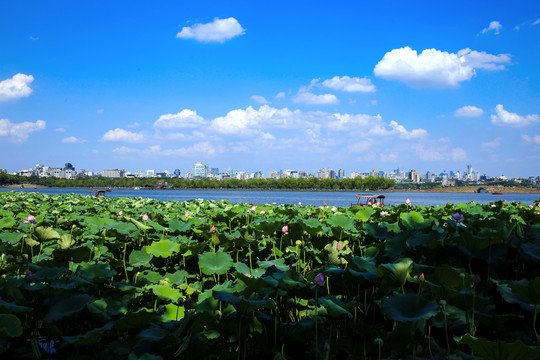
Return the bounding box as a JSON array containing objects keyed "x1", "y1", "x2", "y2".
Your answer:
[
  {"x1": 338, "y1": 169, "x2": 345, "y2": 179},
  {"x1": 409, "y1": 169, "x2": 420, "y2": 183},
  {"x1": 192, "y1": 162, "x2": 206, "y2": 178}
]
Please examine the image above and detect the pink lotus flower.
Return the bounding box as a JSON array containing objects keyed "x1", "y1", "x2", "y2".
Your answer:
[
  {"x1": 298, "y1": 202, "x2": 302, "y2": 206},
  {"x1": 185, "y1": 211, "x2": 191, "y2": 218},
  {"x1": 405, "y1": 198, "x2": 411, "y2": 205},
  {"x1": 530, "y1": 205, "x2": 534, "y2": 209},
  {"x1": 314, "y1": 273, "x2": 325, "y2": 286},
  {"x1": 282, "y1": 225, "x2": 288, "y2": 233},
  {"x1": 380, "y1": 211, "x2": 389, "y2": 217},
  {"x1": 142, "y1": 213, "x2": 149, "y2": 221},
  {"x1": 111, "y1": 214, "x2": 115, "y2": 218},
  {"x1": 491, "y1": 204, "x2": 496, "y2": 208},
  {"x1": 251, "y1": 205, "x2": 257, "y2": 211},
  {"x1": 119, "y1": 211, "x2": 123, "y2": 216},
  {"x1": 22, "y1": 220, "x2": 29, "y2": 224},
  {"x1": 331, "y1": 207, "x2": 337, "y2": 212},
  {"x1": 210, "y1": 225, "x2": 216, "y2": 232},
  {"x1": 323, "y1": 201, "x2": 327, "y2": 206},
  {"x1": 28, "y1": 215, "x2": 36, "y2": 223},
  {"x1": 336, "y1": 242, "x2": 342, "y2": 251},
  {"x1": 26, "y1": 270, "x2": 33, "y2": 277},
  {"x1": 260, "y1": 210, "x2": 266, "y2": 215},
  {"x1": 419, "y1": 273, "x2": 425, "y2": 282}
]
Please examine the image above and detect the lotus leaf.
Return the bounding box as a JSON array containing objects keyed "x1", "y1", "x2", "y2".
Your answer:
[
  {"x1": 62, "y1": 322, "x2": 113, "y2": 346},
  {"x1": 34, "y1": 226, "x2": 61, "y2": 241},
  {"x1": 376, "y1": 258, "x2": 413, "y2": 293},
  {"x1": 45, "y1": 294, "x2": 94, "y2": 322},
  {"x1": 380, "y1": 293, "x2": 439, "y2": 322},
  {"x1": 0, "y1": 314, "x2": 22, "y2": 337},
  {"x1": 148, "y1": 284, "x2": 182, "y2": 302},
  {"x1": 0, "y1": 231, "x2": 23, "y2": 244},
  {"x1": 354, "y1": 207, "x2": 374, "y2": 222},
  {"x1": 58, "y1": 234, "x2": 75, "y2": 249},
  {"x1": 458, "y1": 334, "x2": 540, "y2": 360},
  {"x1": 129, "y1": 249, "x2": 153, "y2": 267},
  {"x1": 24, "y1": 237, "x2": 40, "y2": 247},
  {"x1": 400, "y1": 211, "x2": 425, "y2": 229},
  {"x1": 145, "y1": 239, "x2": 180, "y2": 258},
  {"x1": 317, "y1": 296, "x2": 352, "y2": 318},
  {"x1": 161, "y1": 303, "x2": 185, "y2": 322},
  {"x1": 0, "y1": 216, "x2": 16, "y2": 229},
  {"x1": 258, "y1": 258, "x2": 290, "y2": 271},
  {"x1": 198, "y1": 251, "x2": 233, "y2": 275}
]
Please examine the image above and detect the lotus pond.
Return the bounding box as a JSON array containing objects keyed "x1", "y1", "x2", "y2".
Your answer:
[{"x1": 1, "y1": 192, "x2": 540, "y2": 359}]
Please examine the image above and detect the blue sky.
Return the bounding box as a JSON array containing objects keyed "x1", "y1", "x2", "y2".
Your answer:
[{"x1": 1, "y1": 0, "x2": 539, "y2": 177}]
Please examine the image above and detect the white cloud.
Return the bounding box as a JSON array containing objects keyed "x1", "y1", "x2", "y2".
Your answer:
[
  {"x1": 96, "y1": 109, "x2": 104, "y2": 114},
  {"x1": 113, "y1": 142, "x2": 219, "y2": 157},
  {"x1": 533, "y1": 18, "x2": 540, "y2": 26},
  {"x1": 153, "y1": 109, "x2": 205, "y2": 129},
  {"x1": 451, "y1": 147, "x2": 467, "y2": 161},
  {"x1": 127, "y1": 122, "x2": 140, "y2": 129},
  {"x1": 454, "y1": 105, "x2": 485, "y2": 117},
  {"x1": 522, "y1": 134, "x2": 540, "y2": 145},
  {"x1": 211, "y1": 105, "x2": 294, "y2": 135},
  {"x1": 250, "y1": 95, "x2": 269, "y2": 104},
  {"x1": 373, "y1": 47, "x2": 511, "y2": 88},
  {"x1": 481, "y1": 21, "x2": 502, "y2": 35},
  {"x1": 275, "y1": 92, "x2": 286, "y2": 99},
  {"x1": 0, "y1": 74, "x2": 34, "y2": 102},
  {"x1": 322, "y1": 76, "x2": 376, "y2": 93},
  {"x1": 491, "y1": 104, "x2": 539, "y2": 127},
  {"x1": 481, "y1": 137, "x2": 503, "y2": 151},
  {"x1": 101, "y1": 128, "x2": 144, "y2": 143},
  {"x1": 62, "y1": 136, "x2": 87, "y2": 144},
  {"x1": 0, "y1": 119, "x2": 45, "y2": 143},
  {"x1": 55, "y1": 127, "x2": 65, "y2": 132},
  {"x1": 176, "y1": 17, "x2": 245, "y2": 43},
  {"x1": 293, "y1": 87, "x2": 338, "y2": 105}
]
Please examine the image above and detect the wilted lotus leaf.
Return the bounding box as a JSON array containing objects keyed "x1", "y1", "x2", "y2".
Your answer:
[
  {"x1": 380, "y1": 293, "x2": 439, "y2": 322},
  {"x1": 58, "y1": 234, "x2": 75, "y2": 249},
  {"x1": 458, "y1": 334, "x2": 540, "y2": 360},
  {"x1": 324, "y1": 240, "x2": 350, "y2": 266},
  {"x1": 0, "y1": 314, "x2": 22, "y2": 337},
  {"x1": 198, "y1": 251, "x2": 233, "y2": 275},
  {"x1": 145, "y1": 239, "x2": 180, "y2": 258},
  {"x1": 34, "y1": 226, "x2": 61, "y2": 242},
  {"x1": 376, "y1": 258, "x2": 413, "y2": 293}
]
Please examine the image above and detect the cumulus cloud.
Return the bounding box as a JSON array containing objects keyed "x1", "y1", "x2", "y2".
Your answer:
[
  {"x1": 454, "y1": 105, "x2": 485, "y2": 117},
  {"x1": 250, "y1": 95, "x2": 269, "y2": 104},
  {"x1": 153, "y1": 109, "x2": 205, "y2": 129},
  {"x1": 522, "y1": 134, "x2": 540, "y2": 145},
  {"x1": 293, "y1": 87, "x2": 338, "y2": 105},
  {"x1": 113, "y1": 142, "x2": 219, "y2": 157},
  {"x1": 322, "y1": 76, "x2": 376, "y2": 92},
  {"x1": 0, "y1": 74, "x2": 34, "y2": 102},
  {"x1": 481, "y1": 21, "x2": 502, "y2": 35},
  {"x1": 62, "y1": 136, "x2": 87, "y2": 144},
  {"x1": 101, "y1": 128, "x2": 144, "y2": 143},
  {"x1": 491, "y1": 104, "x2": 539, "y2": 127},
  {"x1": 0, "y1": 119, "x2": 45, "y2": 143},
  {"x1": 176, "y1": 17, "x2": 245, "y2": 43},
  {"x1": 373, "y1": 47, "x2": 511, "y2": 88}
]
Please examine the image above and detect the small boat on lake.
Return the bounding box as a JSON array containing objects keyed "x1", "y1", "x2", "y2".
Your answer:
[
  {"x1": 492, "y1": 192, "x2": 503, "y2": 195},
  {"x1": 351, "y1": 194, "x2": 386, "y2": 208}
]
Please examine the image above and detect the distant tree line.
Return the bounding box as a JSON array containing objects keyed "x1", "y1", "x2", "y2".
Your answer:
[{"x1": 0, "y1": 173, "x2": 396, "y2": 190}]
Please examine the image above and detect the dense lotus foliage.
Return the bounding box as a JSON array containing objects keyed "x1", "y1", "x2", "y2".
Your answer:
[{"x1": 0, "y1": 192, "x2": 540, "y2": 359}]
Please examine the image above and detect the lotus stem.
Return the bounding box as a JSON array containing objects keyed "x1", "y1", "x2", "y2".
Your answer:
[
  {"x1": 36, "y1": 244, "x2": 42, "y2": 262},
  {"x1": 326, "y1": 276, "x2": 330, "y2": 295},
  {"x1": 534, "y1": 305, "x2": 539, "y2": 341},
  {"x1": 248, "y1": 245, "x2": 253, "y2": 276},
  {"x1": 123, "y1": 243, "x2": 129, "y2": 283},
  {"x1": 315, "y1": 289, "x2": 319, "y2": 360}
]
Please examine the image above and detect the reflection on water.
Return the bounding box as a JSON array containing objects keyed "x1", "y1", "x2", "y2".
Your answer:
[{"x1": 1, "y1": 188, "x2": 538, "y2": 207}]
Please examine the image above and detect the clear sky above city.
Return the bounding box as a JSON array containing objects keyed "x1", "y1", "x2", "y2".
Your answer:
[{"x1": 1, "y1": 1, "x2": 539, "y2": 177}]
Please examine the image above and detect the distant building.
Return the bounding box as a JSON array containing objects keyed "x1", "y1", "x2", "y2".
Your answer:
[
  {"x1": 192, "y1": 162, "x2": 206, "y2": 178},
  {"x1": 64, "y1": 163, "x2": 75, "y2": 171},
  {"x1": 268, "y1": 171, "x2": 278, "y2": 179},
  {"x1": 409, "y1": 170, "x2": 420, "y2": 183},
  {"x1": 103, "y1": 169, "x2": 125, "y2": 178},
  {"x1": 146, "y1": 170, "x2": 155, "y2": 177},
  {"x1": 173, "y1": 169, "x2": 182, "y2": 178},
  {"x1": 338, "y1": 169, "x2": 345, "y2": 179},
  {"x1": 318, "y1": 168, "x2": 336, "y2": 179}
]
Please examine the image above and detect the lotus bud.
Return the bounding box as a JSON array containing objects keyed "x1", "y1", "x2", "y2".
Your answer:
[
  {"x1": 314, "y1": 273, "x2": 325, "y2": 286},
  {"x1": 336, "y1": 242, "x2": 342, "y2": 251},
  {"x1": 374, "y1": 338, "x2": 383, "y2": 346},
  {"x1": 282, "y1": 225, "x2": 288, "y2": 233},
  {"x1": 419, "y1": 273, "x2": 425, "y2": 282},
  {"x1": 142, "y1": 213, "x2": 149, "y2": 221},
  {"x1": 296, "y1": 240, "x2": 302, "y2": 247},
  {"x1": 28, "y1": 215, "x2": 36, "y2": 223},
  {"x1": 26, "y1": 270, "x2": 33, "y2": 276}
]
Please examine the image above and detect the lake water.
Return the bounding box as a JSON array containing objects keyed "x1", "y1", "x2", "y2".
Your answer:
[{"x1": 1, "y1": 188, "x2": 539, "y2": 207}]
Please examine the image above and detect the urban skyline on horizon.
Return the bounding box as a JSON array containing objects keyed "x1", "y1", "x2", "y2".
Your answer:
[{"x1": 1, "y1": 1, "x2": 539, "y2": 178}]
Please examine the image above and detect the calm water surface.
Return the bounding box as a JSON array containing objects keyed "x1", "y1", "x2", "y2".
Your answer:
[{"x1": 1, "y1": 188, "x2": 539, "y2": 207}]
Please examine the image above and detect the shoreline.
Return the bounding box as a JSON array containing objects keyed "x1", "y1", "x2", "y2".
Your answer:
[{"x1": 2, "y1": 184, "x2": 540, "y2": 194}]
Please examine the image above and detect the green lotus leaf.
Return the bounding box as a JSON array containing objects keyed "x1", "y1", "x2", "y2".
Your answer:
[
  {"x1": 0, "y1": 231, "x2": 23, "y2": 244},
  {"x1": 145, "y1": 239, "x2": 180, "y2": 258},
  {"x1": 161, "y1": 303, "x2": 185, "y2": 322},
  {"x1": 129, "y1": 249, "x2": 153, "y2": 267},
  {"x1": 124, "y1": 216, "x2": 152, "y2": 231},
  {"x1": 376, "y1": 258, "x2": 413, "y2": 293},
  {"x1": 213, "y1": 290, "x2": 276, "y2": 312},
  {"x1": 0, "y1": 298, "x2": 31, "y2": 312},
  {"x1": 0, "y1": 314, "x2": 22, "y2": 337},
  {"x1": 76, "y1": 262, "x2": 116, "y2": 280},
  {"x1": 496, "y1": 277, "x2": 540, "y2": 312},
  {"x1": 148, "y1": 284, "x2": 182, "y2": 302},
  {"x1": 458, "y1": 334, "x2": 540, "y2": 360},
  {"x1": 400, "y1": 211, "x2": 425, "y2": 229},
  {"x1": 258, "y1": 258, "x2": 290, "y2": 271},
  {"x1": 138, "y1": 325, "x2": 168, "y2": 341},
  {"x1": 25, "y1": 237, "x2": 40, "y2": 247},
  {"x1": 199, "y1": 251, "x2": 234, "y2": 275},
  {"x1": 34, "y1": 226, "x2": 61, "y2": 241},
  {"x1": 354, "y1": 206, "x2": 374, "y2": 222},
  {"x1": 327, "y1": 215, "x2": 355, "y2": 230},
  {"x1": 62, "y1": 322, "x2": 113, "y2": 346},
  {"x1": 114, "y1": 309, "x2": 159, "y2": 330},
  {"x1": 45, "y1": 294, "x2": 94, "y2": 322},
  {"x1": 318, "y1": 296, "x2": 353, "y2": 318},
  {"x1": 0, "y1": 216, "x2": 16, "y2": 229},
  {"x1": 165, "y1": 270, "x2": 189, "y2": 285},
  {"x1": 57, "y1": 234, "x2": 75, "y2": 249},
  {"x1": 168, "y1": 219, "x2": 191, "y2": 234},
  {"x1": 380, "y1": 293, "x2": 439, "y2": 322},
  {"x1": 105, "y1": 221, "x2": 139, "y2": 235}
]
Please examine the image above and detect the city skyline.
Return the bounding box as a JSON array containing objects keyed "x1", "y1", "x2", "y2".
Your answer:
[{"x1": 1, "y1": 1, "x2": 540, "y2": 177}]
